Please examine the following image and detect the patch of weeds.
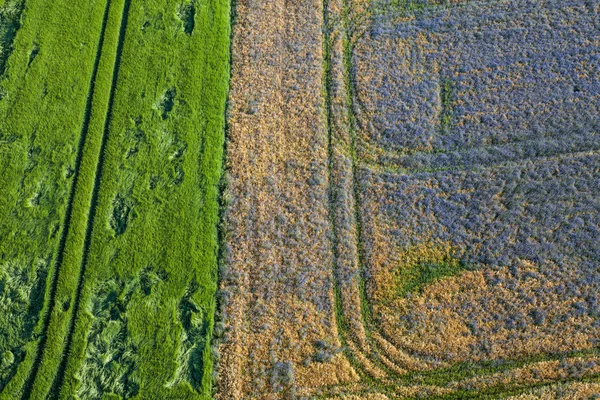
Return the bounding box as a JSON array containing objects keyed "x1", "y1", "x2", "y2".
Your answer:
[
  {"x1": 396, "y1": 258, "x2": 467, "y2": 298},
  {"x1": 391, "y1": 242, "x2": 469, "y2": 299},
  {"x1": 439, "y1": 78, "x2": 455, "y2": 135},
  {"x1": 155, "y1": 88, "x2": 176, "y2": 120},
  {"x1": 166, "y1": 279, "x2": 209, "y2": 392},
  {"x1": 0, "y1": 258, "x2": 49, "y2": 391},
  {"x1": 76, "y1": 279, "x2": 139, "y2": 399},
  {"x1": 176, "y1": 1, "x2": 196, "y2": 35},
  {"x1": 109, "y1": 194, "x2": 134, "y2": 236}
]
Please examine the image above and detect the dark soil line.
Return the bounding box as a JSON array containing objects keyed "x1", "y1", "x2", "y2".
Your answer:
[
  {"x1": 47, "y1": 0, "x2": 131, "y2": 397},
  {"x1": 19, "y1": 1, "x2": 113, "y2": 398}
]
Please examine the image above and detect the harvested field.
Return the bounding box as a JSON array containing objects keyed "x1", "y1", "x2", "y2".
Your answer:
[{"x1": 217, "y1": 0, "x2": 357, "y2": 396}]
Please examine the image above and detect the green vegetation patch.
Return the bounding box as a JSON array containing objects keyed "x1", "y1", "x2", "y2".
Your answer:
[
  {"x1": 0, "y1": 0, "x2": 24, "y2": 76},
  {"x1": 439, "y1": 78, "x2": 455, "y2": 135},
  {"x1": 395, "y1": 257, "x2": 467, "y2": 297},
  {"x1": 387, "y1": 242, "x2": 469, "y2": 300},
  {"x1": 0, "y1": 0, "x2": 230, "y2": 397}
]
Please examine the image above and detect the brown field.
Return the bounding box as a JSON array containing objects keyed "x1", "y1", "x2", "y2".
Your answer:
[
  {"x1": 217, "y1": 0, "x2": 356, "y2": 397},
  {"x1": 217, "y1": 0, "x2": 600, "y2": 398}
]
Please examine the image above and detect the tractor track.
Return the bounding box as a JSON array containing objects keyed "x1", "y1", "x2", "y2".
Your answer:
[{"x1": 19, "y1": 0, "x2": 114, "y2": 397}]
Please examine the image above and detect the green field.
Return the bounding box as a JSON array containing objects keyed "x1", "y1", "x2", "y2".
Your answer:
[{"x1": 0, "y1": 0, "x2": 229, "y2": 398}]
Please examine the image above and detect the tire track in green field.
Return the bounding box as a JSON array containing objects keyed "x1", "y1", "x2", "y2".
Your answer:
[
  {"x1": 20, "y1": 0, "x2": 132, "y2": 398},
  {"x1": 47, "y1": 0, "x2": 132, "y2": 397},
  {"x1": 19, "y1": 1, "x2": 114, "y2": 398}
]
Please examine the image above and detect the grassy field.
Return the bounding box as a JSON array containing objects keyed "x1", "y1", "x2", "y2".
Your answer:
[
  {"x1": 1, "y1": 0, "x2": 229, "y2": 398},
  {"x1": 0, "y1": 0, "x2": 110, "y2": 394}
]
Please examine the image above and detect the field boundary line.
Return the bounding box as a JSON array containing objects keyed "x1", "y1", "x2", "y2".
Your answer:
[
  {"x1": 323, "y1": 0, "x2": 349, "y2": 350},
  {"x1": 212, "y1": 0, "x2": 236, "y2": 396}
]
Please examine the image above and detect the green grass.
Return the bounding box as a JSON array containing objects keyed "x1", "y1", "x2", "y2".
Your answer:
[
  {"x1": 25, "y1": 0, "x2": 132, "y2": 397},
  {"x1": 52, "y1": 0, "x2": 229, "y2": 397},
  {"x1": 394, "y1": 257, "x2": 467, "y2": 298},
  {"x1": 0, "y1": 0, "x2": 230, "y2": 398},
  {"x1": 0, "y1": 0, "x2": 112, "y2": 396}
]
